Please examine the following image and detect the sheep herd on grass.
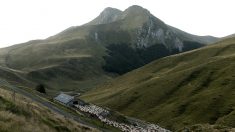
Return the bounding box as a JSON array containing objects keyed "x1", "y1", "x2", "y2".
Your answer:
[{"x1": 75, "y1": 104, "x2": 170, "y2": 132}]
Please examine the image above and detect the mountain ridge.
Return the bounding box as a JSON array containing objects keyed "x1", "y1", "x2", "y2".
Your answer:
[
  {"x1": 0, "y1": 5, "x2": 219, "y2": 94},
  {"x1": 48, "y1": 5, "x2": 218, "y2": 50}
]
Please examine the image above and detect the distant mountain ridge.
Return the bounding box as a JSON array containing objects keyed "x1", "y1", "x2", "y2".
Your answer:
[
  {"x1": 0, "y1": 5, "x2": 219, "y2": 93},
  {"x1": 50, "y1": 5, "x2": 218, "y2": 51},
  {"x1": 89, "y1": 5, "x2": 219, "y2": 47}
]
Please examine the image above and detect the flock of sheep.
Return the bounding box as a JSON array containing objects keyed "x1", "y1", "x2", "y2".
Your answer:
[{"x1": 75, "y1": 104, "x2": 170, "y2": 132}]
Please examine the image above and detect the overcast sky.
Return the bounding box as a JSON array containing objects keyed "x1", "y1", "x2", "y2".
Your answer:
[{"x1": 0, "y1": 0, "x2": 234, "y2": 48}]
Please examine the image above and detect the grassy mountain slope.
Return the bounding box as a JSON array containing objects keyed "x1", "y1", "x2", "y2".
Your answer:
[
  {"x1": 0, "y1": 88, "x2": 97, "y2": 132},
  {"x1": 0, "y1": 5, "x2": 218, "y2": 93},
  {"x1": 0, "y1": 39, "x2": 110, "y2": 94},
  {"x1": 169, "y1": 26, "x2": 218, "y2": 44},
  {"x1": 82, "y1": 37, "x2": 235, "y2": 131},
  {"x1": 224, "y1": 33, "x2": 235, "y2": 39}
]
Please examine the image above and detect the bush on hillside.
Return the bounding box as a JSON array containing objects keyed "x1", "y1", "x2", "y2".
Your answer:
[{"x1": 35, "y1": 84, "x2": 46, "y2": 94}]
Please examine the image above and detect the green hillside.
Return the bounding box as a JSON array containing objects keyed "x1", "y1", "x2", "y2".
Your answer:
[
  {"x1": 82, "y1": 37, "x2": 235, "y2": 131},
  {"x1": 0, "y1": 39, "x2": 110, "y2": 94}
]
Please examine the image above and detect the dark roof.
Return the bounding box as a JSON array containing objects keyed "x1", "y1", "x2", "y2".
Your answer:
[{"x1": 54, "y1": 93, "x2": 74, "y2": 104}]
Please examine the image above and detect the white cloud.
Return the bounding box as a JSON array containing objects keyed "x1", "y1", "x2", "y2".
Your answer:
[{"x1": 0, "y1": 0, "x2": 234, "y2": 48}]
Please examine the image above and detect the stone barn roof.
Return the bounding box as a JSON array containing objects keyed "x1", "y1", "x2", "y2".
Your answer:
[{"x1": 54, "y1": 93, "x2": 74, "y2": 104}]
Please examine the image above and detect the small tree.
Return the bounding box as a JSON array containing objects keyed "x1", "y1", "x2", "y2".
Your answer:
[{"x1": 36, "y1": 84, "x2": 46, "y2": 94}]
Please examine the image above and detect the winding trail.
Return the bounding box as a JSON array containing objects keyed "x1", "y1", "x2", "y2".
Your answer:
[{"x1": 0, "y1": 78, "x2": 107, "y2": 132}]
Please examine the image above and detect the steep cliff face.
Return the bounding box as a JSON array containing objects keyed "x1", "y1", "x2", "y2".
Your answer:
[{"x1": 134, "y1": 15, "x2": 184, "y2": 51}]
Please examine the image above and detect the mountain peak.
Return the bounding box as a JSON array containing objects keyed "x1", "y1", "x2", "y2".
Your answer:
[
  {"x1": 102, "y1": 7, "x2": 121, "y2": 13},
  {"x1": 86, "y1": 7, "x2": 122, "y2": 25},
  {"x1": 126, "y1": 5, "x2": 146, "y2": 11},
  {"x1": 123, "y1": 5, "x2": 150, "y2": 16},
  {"x1": 85, "y1": 5, "x2": 151, "y2": 26}
]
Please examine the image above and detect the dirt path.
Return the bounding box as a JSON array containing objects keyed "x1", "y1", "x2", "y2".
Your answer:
[{"x1": 0, "y1": 78, "x2": 109, "y2": 132}]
